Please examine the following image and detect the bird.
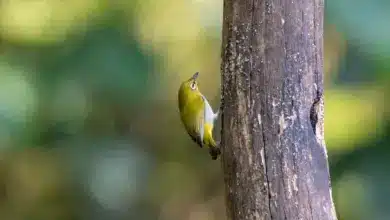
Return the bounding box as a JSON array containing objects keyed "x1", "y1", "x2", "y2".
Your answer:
[{"x1": 178, "y1": 72, "x2": 221, "y2": 160}]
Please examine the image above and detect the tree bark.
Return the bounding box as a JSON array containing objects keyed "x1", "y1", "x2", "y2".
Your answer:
[{"x1": 220, "y1": 0, "x2": 337, "y2": 220}]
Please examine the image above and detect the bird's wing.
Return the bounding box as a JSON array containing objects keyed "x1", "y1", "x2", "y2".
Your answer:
[{"x1": 183, "y1": 97, "x2": 205, "y2": 148}]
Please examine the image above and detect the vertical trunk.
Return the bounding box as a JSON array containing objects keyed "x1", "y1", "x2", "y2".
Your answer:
[{"x1": 220, "y1": 0, "x2": 337, "y2": 219}]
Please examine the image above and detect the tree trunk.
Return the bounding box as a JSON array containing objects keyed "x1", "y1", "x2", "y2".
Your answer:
[{"x1": 220, "y1": 0, "x2": 337, "y2": 219}]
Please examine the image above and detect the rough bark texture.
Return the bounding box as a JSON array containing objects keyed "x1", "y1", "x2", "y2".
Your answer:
[{"x1": 220, "y1": 0, "x2": 337, "y2": 220}]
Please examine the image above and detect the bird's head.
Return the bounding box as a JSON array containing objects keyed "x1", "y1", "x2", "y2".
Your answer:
[
  {"x1": 180, "y1": 72, "x2": 200, "y2": 93},
  {"x1": 178, "y1": 72, "x2": 202, "y2": 110}
]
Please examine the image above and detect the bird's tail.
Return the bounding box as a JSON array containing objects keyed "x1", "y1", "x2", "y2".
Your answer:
[{"x1": 207, "y1": 133, "x2": 221, "y2": 160}]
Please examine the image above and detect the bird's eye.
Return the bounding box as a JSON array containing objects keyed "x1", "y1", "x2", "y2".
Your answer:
[{"x1": 190, "y1": 82, "x2": 197, "y2": 90}]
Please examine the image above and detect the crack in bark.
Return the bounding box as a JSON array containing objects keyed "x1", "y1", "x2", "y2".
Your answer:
[
  {"x1": 261, "y1": 1, "x2": 274, "y2": 219},
  {"x1": 261, "y1": 113, "x2": 273, "y2": 220},
  {"x1": 309, "y1": 90, "x2": 322, "y2": 135},
  {"x1": 249, "y1": 0, "x2": 273, "y2": 219}
]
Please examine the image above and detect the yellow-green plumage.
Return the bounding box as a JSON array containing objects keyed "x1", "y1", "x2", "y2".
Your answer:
[{"x1": 178, "y1": 72, "x2": 221, "y2": 160}]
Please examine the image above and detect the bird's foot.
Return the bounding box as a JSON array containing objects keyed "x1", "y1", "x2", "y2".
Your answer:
[{"x1": 209, "y1": 147, "x2": 221, "y2": 160}]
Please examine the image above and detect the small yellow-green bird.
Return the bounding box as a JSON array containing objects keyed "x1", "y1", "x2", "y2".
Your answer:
[{"x1": 178, "y1": 72, "x2": 221, "y2": 160}]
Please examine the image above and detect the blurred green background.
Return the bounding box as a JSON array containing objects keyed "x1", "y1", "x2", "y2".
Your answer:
[{"x1": 0, "y1": 0, "x2": 388, "y2": 220}]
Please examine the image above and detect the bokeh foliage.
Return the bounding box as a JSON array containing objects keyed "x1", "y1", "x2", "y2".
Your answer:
[{"x1": 0, "y1": 0, "x2": 388, "y2": 220}]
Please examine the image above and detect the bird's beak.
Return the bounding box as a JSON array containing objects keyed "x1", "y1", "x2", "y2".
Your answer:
[{"x1": 190, "y1": 72, "x2": 199, "y2": 81}]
